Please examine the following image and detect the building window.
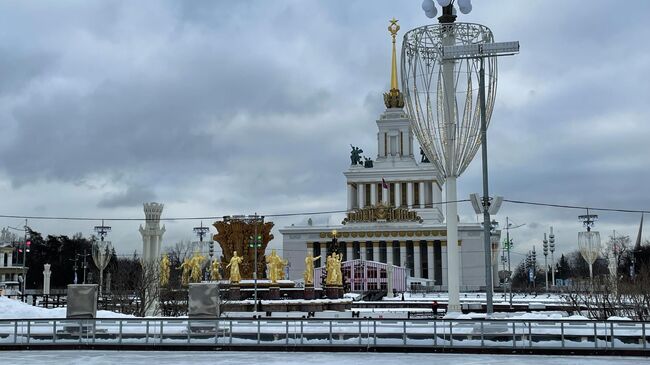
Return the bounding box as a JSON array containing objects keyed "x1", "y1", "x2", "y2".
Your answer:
[
  {"x1": 365, "y1": 184, "x2": 371, "y2": 207},
  {"x1": 413, "y1": 183, "x2": 420, "y2": 207},
  {"x1": 401, "y1": 183, "x2": 407, "y2": 207},
  {"x1": 384, "y1": 134, "x2": 388, "y2": 157},
  {"x1": 353, "y1": 241, "x2": 361, "y2": 260},
  {"x1": 400, "y1": 131, "x2": 404, "y2": 156},
  {"x1": 389, "y1": 183, "x2": 395, "y2": 206}
]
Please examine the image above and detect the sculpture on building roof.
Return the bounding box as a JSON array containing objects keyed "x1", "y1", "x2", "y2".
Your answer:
[
  {"x1": 420, "y1": 147, "x2": 430, "y2": 163},
  {"x1": 350, "y1": 145, "x2": 363, "y2": 165},
  {"x1": 363, "y1": 157, "x2": 374, "y2": 168}
]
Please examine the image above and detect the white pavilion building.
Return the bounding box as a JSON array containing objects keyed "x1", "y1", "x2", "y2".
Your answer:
[{"x1": 280, "y1": 21, "x2": 500, "y2": 291}]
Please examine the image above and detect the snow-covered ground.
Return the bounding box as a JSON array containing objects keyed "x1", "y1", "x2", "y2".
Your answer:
[
  {"x1": 0, "y1": 351, "x2": 647, "y2": 365},
  {"x1": 0, "y1": 296, "x2": 132, "y2": 319}
]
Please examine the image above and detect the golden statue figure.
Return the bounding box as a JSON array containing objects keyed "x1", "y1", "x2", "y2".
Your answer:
[
  {"x1": 325, "y1": 253, "x2": 343, "y2": 286},
  {"x1": 210, "y1": 259, "x2": 221, "y2": 281},
  {"x1": 334, "y1": 252, "x2": 343, "y2": 286},
  {"x1": 179, "y1": 258, "x2": 191, "y2": 286},
  {"x1": 266, "y1": 250, "x2": 279, "y2": 283},
  {"x1": 266, "y1": 249, "x2": 288, "y2": 284},
  {"x1": 325, "y1": 254, "x2": 336, "y2": 285},
  {"x1": 160, "y1": 254, "x2": 170, "y2": 287},
  {"x1": 276, "y1": 255, "x2": 288, "y2": 280},
  {"x1": 303, "y1": 254, "x2": 321, "y2": 285},
  {"x1": 226, "y1": 251, "x2": 243, "y2": 284},
  {"x1": 189, "y1": 252, "x2": 206, "y2": 283}
]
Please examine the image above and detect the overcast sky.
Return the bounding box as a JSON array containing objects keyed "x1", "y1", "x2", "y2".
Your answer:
[{"x1": 0, "y1": 1, "x2": 648, "y2": 266}]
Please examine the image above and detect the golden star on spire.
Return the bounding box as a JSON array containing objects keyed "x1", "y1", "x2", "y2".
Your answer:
[{"x1": 384, "y1": 18, "x2": 404, "y2": 109}]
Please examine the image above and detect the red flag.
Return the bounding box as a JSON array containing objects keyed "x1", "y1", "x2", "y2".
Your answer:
[{"x1": 381, "y1": 178, "x2": 389, "y2": 189}]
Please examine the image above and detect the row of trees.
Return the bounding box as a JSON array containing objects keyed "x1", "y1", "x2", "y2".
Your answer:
[{"x1": 510, "y1": 234, "x2": 650, "y2": 290}]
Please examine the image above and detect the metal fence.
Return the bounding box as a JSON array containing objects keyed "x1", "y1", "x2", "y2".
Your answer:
[{"x1": 0, "y1": 317, "x2": 648, "y2": 352}]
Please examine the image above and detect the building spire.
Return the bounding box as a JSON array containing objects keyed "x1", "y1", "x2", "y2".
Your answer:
[{"x1": 384, "y1": 18, "x2": 404, "y2": 109}]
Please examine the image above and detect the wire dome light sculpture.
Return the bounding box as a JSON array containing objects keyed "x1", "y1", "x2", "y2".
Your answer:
[
  {"x1": 401, "y1": 0, "x2": 497, "y2": 312},
  {"x1": 92, "y1": 240, "x2": 113, "y2": 297},
  {"x1": 578, "y1": 213, "x2": 601, "y2": 285}
]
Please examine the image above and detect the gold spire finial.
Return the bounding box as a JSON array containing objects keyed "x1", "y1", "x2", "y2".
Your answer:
[{"x1": 384, "y1": 18, "x2": 404, "y2": 109}]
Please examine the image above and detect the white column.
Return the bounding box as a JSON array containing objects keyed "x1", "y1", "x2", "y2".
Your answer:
[
  {"x1": 432, "y1": 182, "x2": 442, "y2": 207},
  {"x1": 357, "y1": 183, "x2": 365, "y2": 208},
  {"x1": 414, "y1": 241, "x2": 421, "y2": 278},
  {"x1": 395, "y1": 182, "x2": 402, "y2": 207},
  {"x1": 441, "y1": 244, "x2": 448, "y2": 286},
  {"x1": 347, "y1": 184, "x2": 355, "y2": 210},
  {"x1": 43, "y1": 264, "x2": 51, "y2": 295},
  {"x1": 370, "y1": 183, "x2": 377, "y2": 205},
  {"x1": 8, "y1": 251, "x2": 12, "y2": 267},
  {"x1": 0, "y1": 252, "x2": 5, "y2": 267},
  {"x1": 399, "y1": 243, "x2": 407, "y2": 269},
  {"x1": 388, "y1": 242, "x2": 395, "y2": 266},
  {"x1": 382, "y1": 185, "x2": 389, "y2": 205},
  {"x1": 373, "y1": 242, "x2": 380, "y2": 262},
  {"x1": 427, "y1": 241, "x2": 434, "y2": 282},
  {"x1": 346, "y1": 244, "x2": 353, "y2": 263},
  {"x1": 407, "y1": 182, "x2": 414, "y2": 209},
  {"x1": 419, "y1": 181, "x2": 426, "y2": 208},
  {"x1": 142, "y1": 234, "x2": 150, "y2": 262}
]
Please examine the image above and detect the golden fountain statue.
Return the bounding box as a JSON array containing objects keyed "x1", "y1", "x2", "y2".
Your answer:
[
  {"x1": 266, "y1": 249, "x2": 288, "y2": 284},
  {"x1": 303, "y1": 254, "x2": 321, "y2": 285},
  {"x1": 189, "y1": 252, "x2": 206, "y2": 283},
  {"x1": 210, "y1": 259, "x2": 221, "y2": 281},
  {"x1": 325, "y1": 253, "x2": 343, "y2": 286},
  {"x1": 179, "y1": 258, "x2": 191, "y2": 286},
  {"x1": 212, "y1": 218, "x2": 274, "y2": 281},
  {"x1": 226, "y1": 251, "x2": 243, "y2": 284},
  {"x1": 160, "y1": 254, "x2": 170, "y2": 287}
]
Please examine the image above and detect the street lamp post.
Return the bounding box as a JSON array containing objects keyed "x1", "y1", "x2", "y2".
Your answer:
[
  {"x1": 549, "y1": 227, "x2": 556, "y2": 288},
  {"x1": 442, "y1": 41, "x2": 519, "y2": 315},
  {"x1": 193, "y1": 221, "x2": 211, "y2": 280},
  {"x1": 543, "y1": 233, "x2": 549, "y2": 291},
  {"x1": 503, "y1": 217, "x2": 524, "y2": 307},
  {"x1": 93, "y1": 220, "x2": 112, "y2": 297}
]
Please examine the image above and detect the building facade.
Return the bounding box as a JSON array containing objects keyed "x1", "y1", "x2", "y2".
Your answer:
[{"x1": 280, "y1": 22, "x2": 500, "y2": 290}]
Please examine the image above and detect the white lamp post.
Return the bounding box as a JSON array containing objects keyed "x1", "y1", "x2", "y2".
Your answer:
[{"x1": 403, "y1": 0, "x2": 516, "y2": 313}]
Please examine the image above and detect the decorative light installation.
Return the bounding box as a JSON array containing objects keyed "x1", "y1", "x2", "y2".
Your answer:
[
  {"x1": 578, "y1": 213, "x2": 601, "y2": 284},
  {"x1": 402, "y1": 0, "x2": 498, "y2": 312},
  {"x1": 92, "y1": 220, "x2": 113, "y2": 297}
]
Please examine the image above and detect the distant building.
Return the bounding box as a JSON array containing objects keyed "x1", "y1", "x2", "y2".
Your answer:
[{"x1": 0, "y1": 243, "x2": 24, "y2": 284}]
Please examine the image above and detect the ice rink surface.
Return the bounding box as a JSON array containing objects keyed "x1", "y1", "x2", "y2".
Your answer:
[{"x1": 2, "y1": 351, "x2": 649, "y2": 365}]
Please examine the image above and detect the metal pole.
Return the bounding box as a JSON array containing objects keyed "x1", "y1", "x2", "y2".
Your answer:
[
  {"x1": 254, "y1": 213, "x2": 259, "y2": 312},
  {"x1": 479, "y1": 56, "x2": 493, "y2": 314},
  {"x1": 22, "y1": 219, "x2": 28, "y2": 302},
  {"x1": 507, "y1": 217, "x2": 512, "y2": 307}
]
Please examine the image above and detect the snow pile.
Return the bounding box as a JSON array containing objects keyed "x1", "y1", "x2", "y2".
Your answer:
[{"x1": 0, "y1": 296, "x2": 132, "y2": 319}]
